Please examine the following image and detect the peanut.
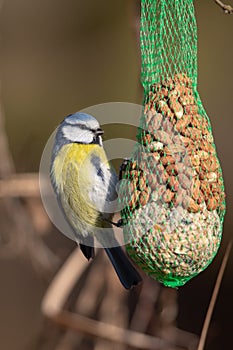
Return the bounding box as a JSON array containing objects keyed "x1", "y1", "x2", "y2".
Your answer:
[
  {"x1": 147, "y1": 173, "x2": 158, "y2": 190},
  {"x1": 205, "y1": 172, "x2": 218, "y2": 183},
  {"x1": 174, "y1": 73, "x2": 192, "y2": 86},
  {"x1": 184, "y1": 104, "x2": 198, "y2": 115},
  {"x1": 142, "y1": 134, "x2": 152, "y2": 145},
  {"x1": 201, "y1": 156, "x2": 219, "y2": 172},
  {"x1": 183, "y1": 196, "x2": 200, "y2": 213},
  {"x1": 138, "y1": 174, "x2": 147, "y2": 191},
  {"x1": 139, "y1": 188, "x2": 150, "y2": 206},
  {"x1": 185, "y1": 127, "x2": 202, "y2": 141},
  {"x1": 206, "y1": 196, "x2": 218, "y2": 211},
  {"x1": 160, "y1": 155, "x2": 176, "y2": 166},
  {"x1": 164, "y1": 144, "x2": 186, "y2": 155},
  {"x1": 169, "y1": 97, "x2": 184, "y2": 119},
  {"x1": 166, "y1": 164, "x2": 179, "y2": 176},
  {"x1": 178, "y1": 173, "x2": 191, "y2": 190},
  {"x1": 129, "y1": 190, "x2": 140, "y2": 209},
  {"x1": 169, "y1": 175, "x2": 180, "y2": 192},
  {"x1": 179, "y1": 94, "x2": 195, "y2": 106},
  {"x1": 157, "y1": 100, "x2": 174, "y2": 118},
  {"x1": 153, "y1": 130, "x2": 173, "y2": 145},
  {"x1": 163, "y1": 189, "x2": 175, "y2": 203},
  {"x1": 191, "y1": 178, "x2": 201, "y2": 201},
  {"x1": 175, "y1": 116, "x2": 192, "y2": 132},
  {"x1": 172, "y1": 189, "x2": 186, "y2": 207},
  {"x1": 149, "y1": 141, "x2": 164, "y2": 152},
  {"x1": 147, "y1": 113, "x2": 163, "y2": 133}
]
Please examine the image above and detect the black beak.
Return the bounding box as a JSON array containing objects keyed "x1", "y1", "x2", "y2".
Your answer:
[{"x1": 95, "y1": 128, "x2": 104, "y2": 136}]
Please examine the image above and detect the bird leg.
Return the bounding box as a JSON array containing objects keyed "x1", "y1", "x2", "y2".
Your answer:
[
  {"x1": 103, "y1": 159, "x2": 131, "y2": 228},
  {"x1": 119, "y1": 158, "x2": 131, "y2": 181}
]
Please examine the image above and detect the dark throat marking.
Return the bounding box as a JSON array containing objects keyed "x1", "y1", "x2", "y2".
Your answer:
[{"x1": 91, "y1": 155, "x2": 105, "y2": 183}]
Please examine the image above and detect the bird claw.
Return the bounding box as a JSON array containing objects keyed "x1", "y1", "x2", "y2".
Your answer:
[
  {"x1": 114, "y1": 218, "x2": 124, "y2": 227},
  {"x1": 105, "y1": 218, "x2": 125, "y2": 228},
  {"x1": 119, "y1": 158, "x2": 130, "y2": 180}
]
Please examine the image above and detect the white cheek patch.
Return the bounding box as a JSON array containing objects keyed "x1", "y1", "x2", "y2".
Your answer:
[{"x1": 62, "y1": 125, "x2": 93, "y2": 144}]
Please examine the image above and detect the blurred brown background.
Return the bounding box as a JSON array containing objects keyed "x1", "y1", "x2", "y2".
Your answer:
[{"x1": 0, "y1": 0, "x2": 232, "y2": 349}]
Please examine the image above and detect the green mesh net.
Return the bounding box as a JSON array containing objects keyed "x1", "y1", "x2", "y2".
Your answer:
[{"x1": 118, "y1": 0, "x2": 226, "y2": 288}]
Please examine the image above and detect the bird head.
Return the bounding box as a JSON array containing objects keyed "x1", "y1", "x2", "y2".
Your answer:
[{"x1": 57, "y1": 112, "x2": 104, "y2": 146}]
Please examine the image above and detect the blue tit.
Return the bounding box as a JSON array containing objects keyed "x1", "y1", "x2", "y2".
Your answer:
[{"x1": 50, "y1": 112, "x2": 142, "y2": 289}]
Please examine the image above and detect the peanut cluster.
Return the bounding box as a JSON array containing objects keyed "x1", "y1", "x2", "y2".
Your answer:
[
  {"x1": 125, "y1": 73, "x2": 225, "y2": 215},
  {"x1": 120, "y1": 74, "x2": 225, "y2": 287}
]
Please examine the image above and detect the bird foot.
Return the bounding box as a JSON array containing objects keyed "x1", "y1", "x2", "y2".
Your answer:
[
  {"x1": 105, "y1": 218, "x2": 125, "y2": 227},
  {"x1": 119, "y1": 158, "x2": 130, "y2": 180}
]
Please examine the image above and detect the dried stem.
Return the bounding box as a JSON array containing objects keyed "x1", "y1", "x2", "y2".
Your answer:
[
  {"x1": 0, "y1": 173, "x2": 39, "y2": 197},
  {"x1": 0, "y1": 90, "x2": 58, "y2": 275},
  {"x1": 197, "y1": 240, "x2": 232, "y2": 350},
  {"x1": 41, "y1": 249, "x2": 185, "y2": 350},
  {"x1": 53, "y1": 310, "x2": 182, "y2": 350},
  {"x1": 215, "y1": 0, "x2": 233, "y2": 13}
]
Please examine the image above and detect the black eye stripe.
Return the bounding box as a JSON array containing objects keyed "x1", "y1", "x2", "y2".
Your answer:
[
  {"x1": 76, "y1": 125, "x2": 102, "y2": 134},
  {"x1": 77, "y1": 124, "x2": 89, "y2": 130},
  {"x1": 65, "y1": 123, "x2": 99, "y2": 132}
]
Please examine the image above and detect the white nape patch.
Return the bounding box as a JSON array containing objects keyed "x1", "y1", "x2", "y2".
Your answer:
[{"x1": 62, "y1": 125, "x2": 94, "y2": 144}]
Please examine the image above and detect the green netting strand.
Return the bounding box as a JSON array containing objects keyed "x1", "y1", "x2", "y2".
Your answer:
[
  {"x1": 118, "y1": 0, "x2": 226, "y2": 288},
  {"x1": 140, "y1": 0, "x2": 198, "y2": 93}
]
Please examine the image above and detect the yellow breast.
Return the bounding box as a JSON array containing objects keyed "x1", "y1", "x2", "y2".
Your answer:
[{"x1": 51, "y1": 143, "x2": 108, "y2": 232}]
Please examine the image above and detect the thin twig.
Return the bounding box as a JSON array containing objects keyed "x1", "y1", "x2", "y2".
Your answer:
[
  {"x1": 41, "y1": 248, "x2": 88, "y2": 317},
  {"x1": 53, "y1": 311, "x2": 183, "y2": 350},
  {"x1": 215, "y1": 0, "x2": 233, "y2": 14},
  {"x1": 0, "y1": 173, "x2": 39, "y2": 197},
  {"x1": 0, "y1": 95, "x2": 58, "y2": 273},
  {"x1": 41, "y1": 249, "x2": 184, "y2": 350},
  {"x1": 129, "y1": 278, "x2": 159, "y2": 333},
  {"x1": 197, "y1": 240, "x2": 232, "y2": 350}
]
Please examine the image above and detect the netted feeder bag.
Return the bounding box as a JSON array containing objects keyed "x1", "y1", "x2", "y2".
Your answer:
[{"x1": 118, "y1": 0, "x2": 226, "y2": 287}]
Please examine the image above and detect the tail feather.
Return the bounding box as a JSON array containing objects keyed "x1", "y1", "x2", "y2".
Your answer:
[
  {"x1": 80, "y1": 243, "x2": 95, "y2": 260},
  {"x1": 104, "y1": 246, "x2": 142, "y2": 289}
]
